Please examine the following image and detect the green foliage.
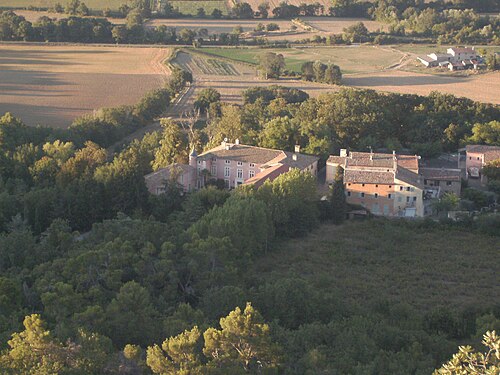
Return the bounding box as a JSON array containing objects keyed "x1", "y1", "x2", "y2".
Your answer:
[
  {"x1": 203, "y1": 303, "x2": 280, "y2": 371},
  {"x1": 330, "y1": 166, "x2": 346, "y2": 224},
  {"x1": 258, "y1": 52, "x2": 285, "y2": 79},
  {"x1": 189, "y1": 195, "x2": 272, "y2": 255},
  {"x1": 255, "y1": 169, "x2": 319, "y2": 237},
  {"x1": 467, "y1": 121, "x2": 500, "y2": 146},
  {"x1": 434, "y1": 330, "x2": 499, "y2": 375},
  {"x1": 433, "y1": 192, "x2": 460, "y2": 214},
  {"x1": 194, "y1": 88, "x2": 221, "y2": 114}
]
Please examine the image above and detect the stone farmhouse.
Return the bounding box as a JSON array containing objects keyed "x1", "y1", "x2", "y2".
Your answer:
[
  {"x1": 459, "y1": 144, "x2": 500, "y2": 184},
  {"x1": 326, "y1": 149, "x2": 462, "y2": 218},
  {"x1": 145, "y1": 140, "x2": 319, "y2": 194},
  {"x1": 417, "y1": 47, "x2": 485, "y2": 71}
]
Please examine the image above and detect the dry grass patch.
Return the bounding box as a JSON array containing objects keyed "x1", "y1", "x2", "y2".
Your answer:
[{"x1": 0, "y1": 44, "x2": 171, "y2": 127}]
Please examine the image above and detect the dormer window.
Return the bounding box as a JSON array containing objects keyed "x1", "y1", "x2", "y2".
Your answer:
[
  {"x1": 237, "y1": 161, "x2": 243, "y2": 166},
  {"x1": 249, "y1": 163, "x2": 255, "y2": 167},
  {"x1": 225, "y1": 160, "x2": 231, "y2": 164}
]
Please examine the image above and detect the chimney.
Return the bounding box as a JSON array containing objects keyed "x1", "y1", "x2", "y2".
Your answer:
[
  {"x1": 294, "y1": 144, "x2": 301, "y2": 153},
  {"x1": 235, "y1": 138, "x2": 240, "y2": 145},
  {"x1": 221, "y1": 137, "x2": 227, "y2": 147},
  {"x1": 340, "y1": 149, "x2": 347, "y2": 157},
  {"x1": 292, "y1": 154, "x2": 297, "y2": 161}
]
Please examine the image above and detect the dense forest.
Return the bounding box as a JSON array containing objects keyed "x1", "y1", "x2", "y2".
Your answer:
[{"x1": 1, "y1": 66, "x2": 500, "y2": 373}]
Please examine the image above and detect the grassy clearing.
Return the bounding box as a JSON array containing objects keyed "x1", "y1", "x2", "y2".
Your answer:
[
  {"x1": 170, "y1": 0, "x2": 228, "y2": 15},
  {"x1": 252, "y1": 219, "x2": 500, "y2": 311},
  {"x1": 200, "y1": 45, "x2": 402, "y2": 74}
]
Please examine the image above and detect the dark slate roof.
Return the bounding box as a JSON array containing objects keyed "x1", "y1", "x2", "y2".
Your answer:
[
  {"x1": 396, "y1": 167, "x2": 424, "y2": 190},
  {"x1": 420, "y1": 168, "x2": 461, "y2": 181}
]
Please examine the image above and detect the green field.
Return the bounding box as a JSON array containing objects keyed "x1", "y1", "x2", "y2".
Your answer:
[
  {"x1": 170, "y1": 0, "x2": 228, "y2": 15},
  {"x1": 200, "y1": 45, "x2": 403, "y2": 74},
  {"x1": 253, "y1": 220, "x2": 500, "y2": 311},
  {"x1": 0, "y1": 0, "x2": 124, "y2": 10}
]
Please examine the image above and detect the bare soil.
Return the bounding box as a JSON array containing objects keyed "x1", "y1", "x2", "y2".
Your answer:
[{"x1": 0, "y1": 44, "x2": 171, "y2": 127}]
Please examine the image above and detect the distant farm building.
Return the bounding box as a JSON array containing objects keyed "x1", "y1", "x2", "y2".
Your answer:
[{"x1": 417, "y1": 47, "x2": 485, "y2": 71}]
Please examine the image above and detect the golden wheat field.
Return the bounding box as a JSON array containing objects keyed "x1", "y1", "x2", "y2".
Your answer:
[{"x1": 0, "y1": 44, "x2": 171, "y2": 127}]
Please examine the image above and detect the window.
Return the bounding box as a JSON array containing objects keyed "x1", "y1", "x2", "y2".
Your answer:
[
  {"x1": 224, "y1": 166, "x2": 230, "y2": 177},
  {"x1": 211, "y1": 165, "x2": 217, "y2": 176},
  {"x1": 249, "y1": 163, "x2": 255, "y2": 167},
  {"x1": 435, "y1": 181, "x2": 440, "y2": 186},
  {"x1": 410, "y1": 187, "x2": 415, "y2": 192},
  {"x1": 237, "y1": 161, "x2": 243, "y2": 166},
  {"x1": 469, "y1": 157, "x2": 472, "y2": 160},
  {"x1": 406, "y1": 196, "x2": 410, "y2": 203},
  {"x1": 375, "y1": 184, "x2": 378, "y2": 188},
  {"x1": 374, "y1": 193, "x2": 378, "y2": 198},
  {"x1": 446, "y1": 181, "x2": 452, "y2": 186},
  {"x1": 424, "y1": 179, "x2": 428, "y2": 185},
  {"x1": 347, "y1": 191, "x2": 351, "y2": 197},
  {"x1": 361, "y1": 192, "x2": 365, "y2": 198},
  {"x1": 197, "y1": 167, "x2": 201, "y2": 173},
  {"x1": 388, "y1": 194, "x2": 392, "y2": 199},
  {"x1": 398, "y1": 197, "x2": 402, "y2": 202},
  {"x1": 212, "y1": 157, "x2": 217, "y2": 162},
  {"x1": 249, "y1": 170, "x2": 255, "y2": 178},
  {"x1": 400, "y1": 186, "x2": 403, "y2": 191},
  {"x1": 362, "y1": 183, "x2": 365, "y2": 187},
  {"x1": 406, "y1": 187, "x2": 411, "y2": 191},
  {"x1": 477, "y1": 157, "x2": 480, "y2": 160},
  {"x1": 389, "y1": 185, "x2": 392, "y2": 188},
  {"x1": 198, "y1": 160, "x2": 202, "y2": 164},
  {"x1": 225, "y1": 160, "x2": 231, "y2": 164},
  {"x1": 237, "y1": 169, "x2": 243, "y2": 179},
  {"x1": 224, "y1": 179, "x2": 229, "y2": 188},
  {"x1": 413, "y1": 196, "x2": 417, "y2": 202}
]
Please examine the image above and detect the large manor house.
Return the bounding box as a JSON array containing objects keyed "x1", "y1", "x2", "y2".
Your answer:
[{"x1": 145, "y1": 140, "x2": 500, "y2": 219}]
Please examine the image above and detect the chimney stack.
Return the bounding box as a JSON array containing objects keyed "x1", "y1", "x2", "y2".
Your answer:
[
  {"x1": 235, "y1": 139, "x2": 240, "y2": 145},
  {"x1": 292, "y1": 154, "x2": 298, "y2": 161},
  {"x1": 294, "y1": 144, "x2": 301, "y2": 153}
]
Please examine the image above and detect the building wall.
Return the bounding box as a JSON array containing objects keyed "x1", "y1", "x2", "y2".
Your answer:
[
  {"x1": 200, "y1": 156, "x2": 318, "y2": 189},
  {"x1": 198, "y1": 157, "x2": 263, "y2": 188},
  {"x1": 326, "y1": 162, "x2": 339, "y2": 184},
  {"x1": 393, "y1": 179, "x2": 424, "y2": 217},
  {"x1": 145, "y1": 169, "x2": 196, "y2": 195},
  {"x1": 423, "y1": 179, "x2": 461, "y2": 196},
  {"x1": 465, "y1": 151, "x2": 484, "y2": 172},
  {"x1": 345, "y1": 182, "x2": 396, "y2": 216}
]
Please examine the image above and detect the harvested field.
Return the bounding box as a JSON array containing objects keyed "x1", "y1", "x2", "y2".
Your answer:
[
  {"x1": 146, "y1": 18, "x2": 294, "y2": 34},
  {"x1": 0, "y1": 44, "x2": 171, "y2": 127},
  {"x1": 343, "y1": 70, "x2": 500, "y2": 105},
  {"x1": 12, "y1": 9, "x2": 127, "y2": 24},
  {"x1": 235, "y1": 0, "x2": 331, "y2": 10},
  {"x1": 301, "y1": 16, "x2": 386, "y2": 33},
  {"x1": 0, "y1": 0, "x2": 124, "y2": 10}
]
